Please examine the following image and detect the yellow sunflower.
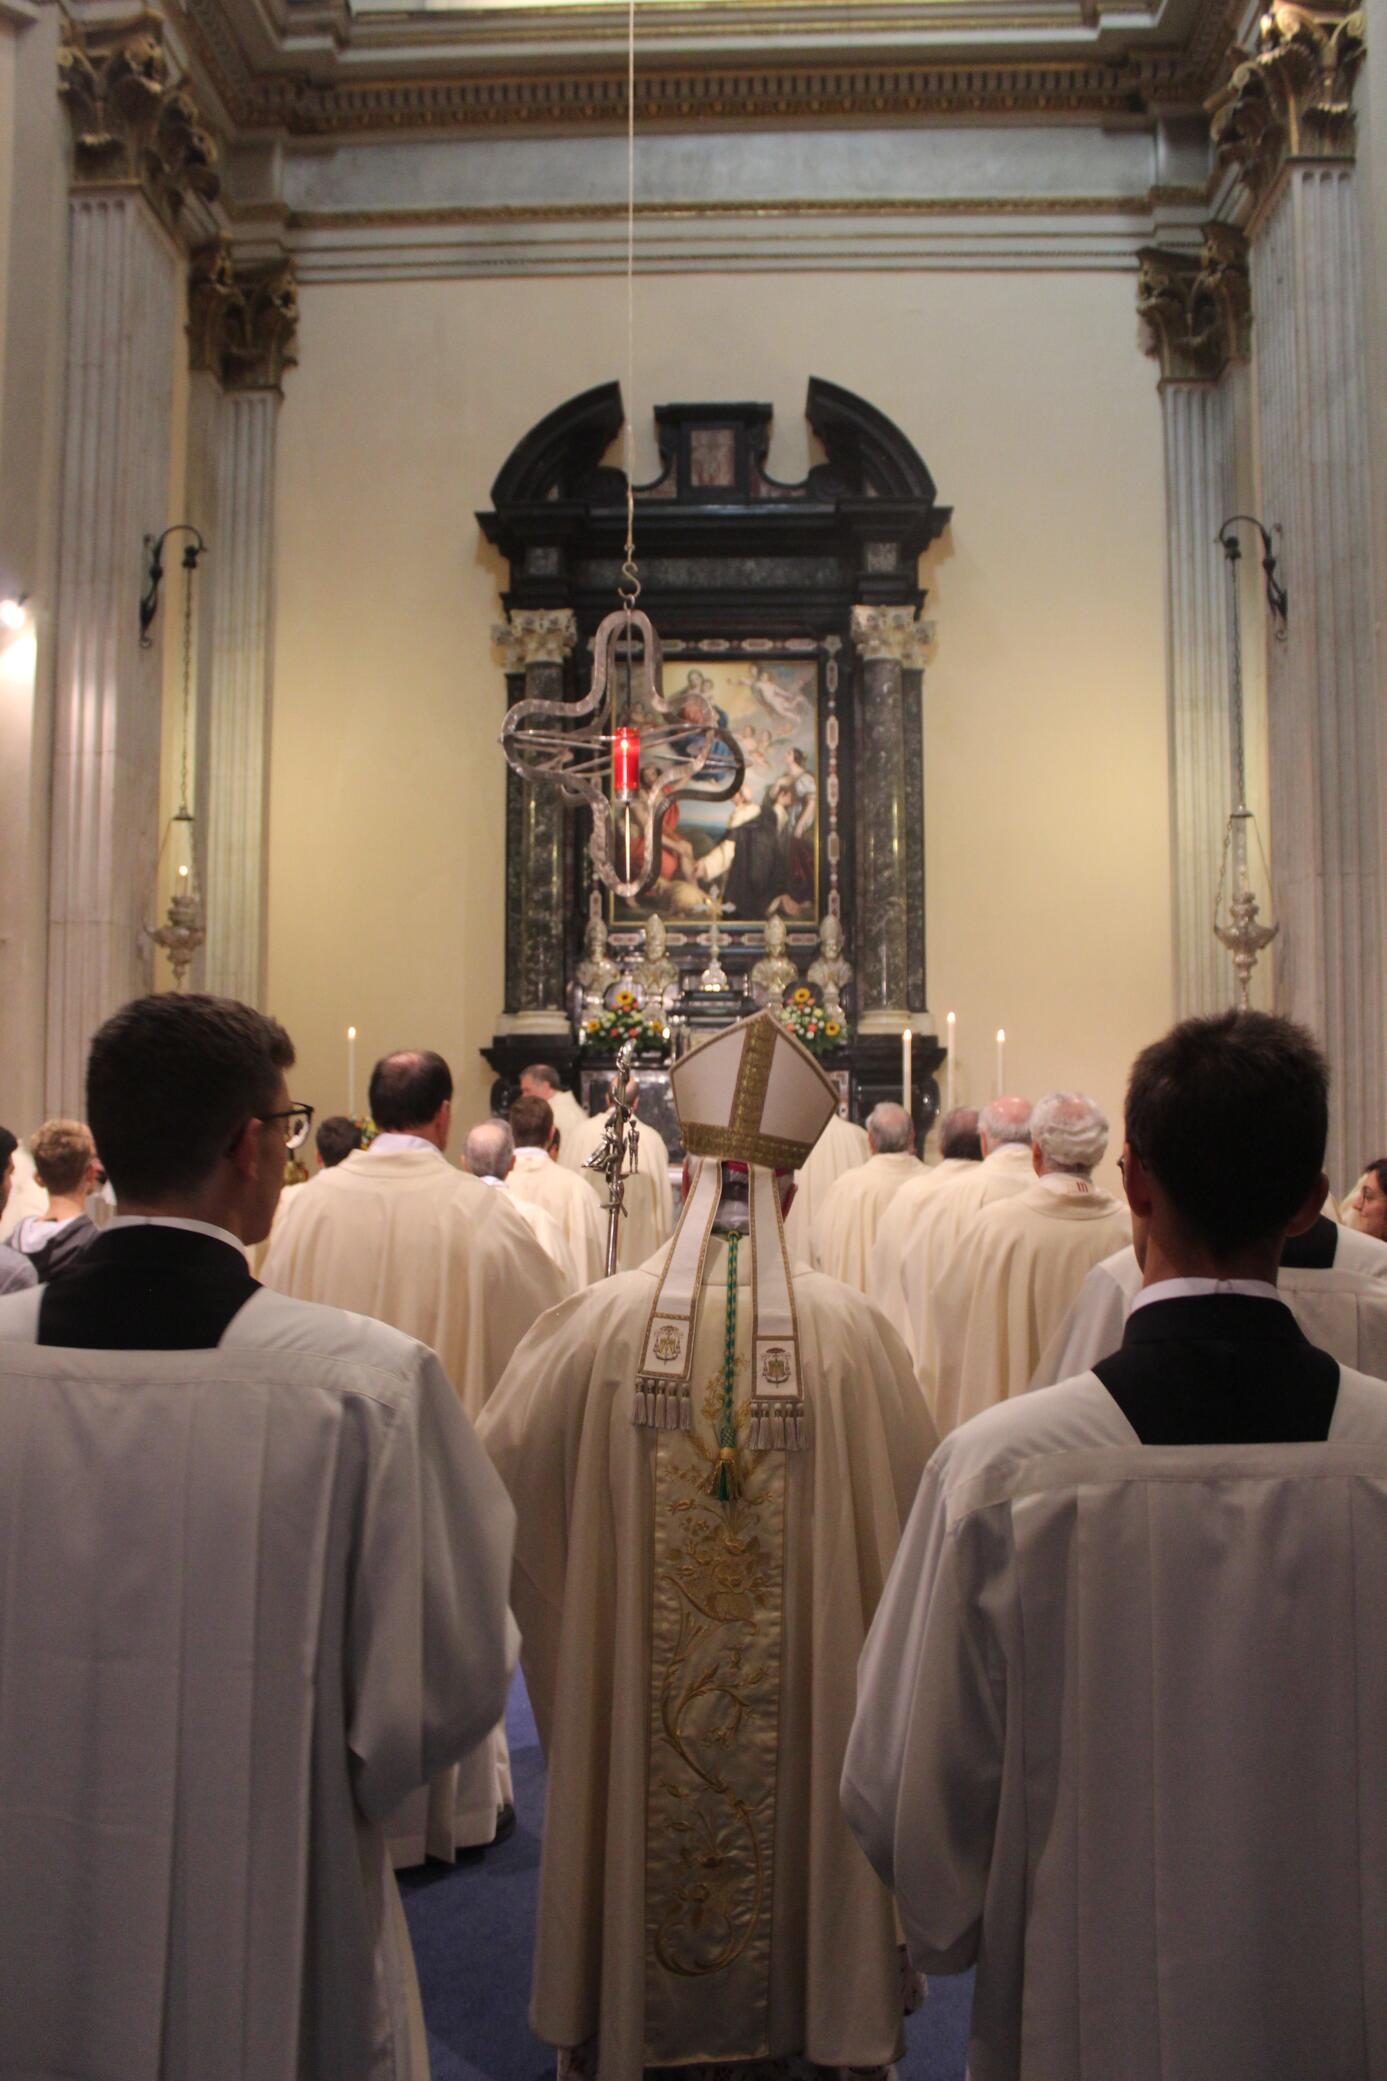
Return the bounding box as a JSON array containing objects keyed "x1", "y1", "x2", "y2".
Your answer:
[
  {"x1": 792, "y1": 985, "x2": 813, "y2": 1005},
  {"x1": 614, "y1": 988, "x2": 636, "y2": 1009},
  {"x1": 824, "y1": 1019, "x2": 842, "y2": 1038}
]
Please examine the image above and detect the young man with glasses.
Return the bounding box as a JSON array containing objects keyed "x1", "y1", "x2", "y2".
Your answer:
[{"x1": 0, "y1": 992, "x2": 516, "y2": 2081}]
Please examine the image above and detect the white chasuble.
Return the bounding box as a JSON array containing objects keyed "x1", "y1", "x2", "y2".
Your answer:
[
  {"x1": 0, "y1": 1286, "x2": 515, "y2": 2081},
  {"x1": 781, "y1": 1112, "x2": 870, "y2": 1266},
  {"x1": 809, "y1": 1150, "x2": 921, "y2": 1294},
  {"x1": 507, "y1": 1145, "x2": 608, "y2": 1285},
  {"x1": 921, "y1": 1174, "x2": 1131, "y2": 1433},
  {"x1": 262, "y1": 1145, "x2": 563, "y2": 1861},
  {"x1": 478, "y1": 1236, "x2": 937, "y2": 2081},
  {"x1": 867, "y1": 1157, "x2": 980, "y2": 1343},
  {"x1": 568, "y1": 1108, "x2": 676, "y2": 1272},
  {"x1": 890, "y1": 1143, "x2": 1036, "y2": 1364},
  {"x1": 549, "y1": 1087, "x2": 594, "y2": 1169}
]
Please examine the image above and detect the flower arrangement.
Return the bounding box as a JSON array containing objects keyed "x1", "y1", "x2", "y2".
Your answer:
[
  {"x1": 777, "y1": 995, "x2": 845, "y2": 1057},
  {"x1": 582, "y1": 1003, "x2": 671, "y2": 1055}
]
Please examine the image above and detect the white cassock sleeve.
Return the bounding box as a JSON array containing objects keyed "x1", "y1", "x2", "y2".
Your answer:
[
  {"x1": 347, "y1": 1346, "x2": 518, "y2": 1822},
  {"x1": 841, "y1": 1454, "x2": 1005, "y2": 1973}
]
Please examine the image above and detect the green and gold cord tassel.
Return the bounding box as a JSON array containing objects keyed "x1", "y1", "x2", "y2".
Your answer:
[{"x1": 709, "y1": 1233, "x2": 741, "y2": 1503}]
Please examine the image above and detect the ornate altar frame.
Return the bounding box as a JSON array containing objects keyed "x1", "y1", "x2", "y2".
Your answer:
[{"x1": 479, "y1": 378, "x2": 951, "y2": 1129}]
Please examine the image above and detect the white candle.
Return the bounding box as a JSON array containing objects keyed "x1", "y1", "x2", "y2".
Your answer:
[
  {"x1": 347, "y1": 1025, "x2": 357, "y2": 1118},
  {"x1": 945, "y1": 1010, "x2": 956, "y2": 1114},
  {"x1": 995, "y1": 1027, "x2": 1006, "y2": 1098},
  {"x1": 902, "y1": 1026, "x2": 912, "y2": 1112}
]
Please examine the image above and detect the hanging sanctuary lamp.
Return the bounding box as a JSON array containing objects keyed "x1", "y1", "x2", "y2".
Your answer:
[
  {"x1": 145, "y1": 525, "x2": 208, "y2": 988},
  {"x1": 1212, "y1": 514, "x2": 1286, "y2": 1010}
]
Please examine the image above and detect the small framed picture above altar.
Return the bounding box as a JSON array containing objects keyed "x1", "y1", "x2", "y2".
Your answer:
[{"x1": 613, "y1": 652, "x2": 821, "y2": 926}]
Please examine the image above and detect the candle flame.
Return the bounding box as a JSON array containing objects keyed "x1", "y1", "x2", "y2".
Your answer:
[
  {"x1": 996, "y1": 1028, "x2": 1006, "y2": 1044},
  {"x1": 947, "y1": 1010, "x2": 956, "y2": 1025},
  {"x1": 347, "y1": 1026, "x2": 357, "y2": 1040},
  {"x1": 178, "y1": 864, "x2": 188, "y2": 877}
]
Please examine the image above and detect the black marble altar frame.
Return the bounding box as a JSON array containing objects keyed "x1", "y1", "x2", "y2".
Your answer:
[{"x1": 479, "y1": 378, "x2": 952, "y2": 1130}]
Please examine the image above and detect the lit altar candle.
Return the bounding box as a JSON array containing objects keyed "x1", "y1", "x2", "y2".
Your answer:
[
  {"x1": 995, "y1": 1027, "x2": 1006, "y2": 1097},
  {"x1": 945, "y1": 1011, "x2": 956, "y2": 1113},
  {"x1": 347, "y1": 1025, "x2": 357, "y2": 1118},
  {"x1": 612, "y1": 725, "x2": 640, "y2": 798},
  {"x1": 902, "y1": 1026, "x2": 912, "y2": 1111}
]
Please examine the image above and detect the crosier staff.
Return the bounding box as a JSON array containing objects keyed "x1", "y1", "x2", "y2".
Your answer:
[{"x1": 584, "y1": 1038, "x2": 642, "y2": 1278}]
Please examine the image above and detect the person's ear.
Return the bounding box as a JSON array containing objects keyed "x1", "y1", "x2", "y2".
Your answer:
[
  {"x1": 1031, "y1": 1143, "x2": 1045, "y2": 1178},
  {"x1": 227, "y1": 1115, "x2": 263, "y2": 1184},
  {"x1": 1122, "y1": 1143, "x2": 1156, "y2": 1220},
  {"x1": 1284, "y1": 1170, "x2": 1330, "y2": 1238}
]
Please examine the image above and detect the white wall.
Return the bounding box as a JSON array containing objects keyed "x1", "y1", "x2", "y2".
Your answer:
[{"x1": 269, "y1": 265, "x2": 1171, "y2": 1177}]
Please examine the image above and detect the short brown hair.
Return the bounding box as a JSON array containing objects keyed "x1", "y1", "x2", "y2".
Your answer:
[
  {"x1": 30, "y1": 1118, "x2": 95, "y2": 1196},
  {"x1": 510, "y1": 1094, "x2": 554, "y2": 1150},
  {"x1": 87, "y1": 994, "x2": 295, "y2": 1202}
]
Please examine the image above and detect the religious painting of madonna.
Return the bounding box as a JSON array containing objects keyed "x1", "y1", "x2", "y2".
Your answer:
[{"x1": 615, "y1": 656, "x2": 820, "y2": 925}]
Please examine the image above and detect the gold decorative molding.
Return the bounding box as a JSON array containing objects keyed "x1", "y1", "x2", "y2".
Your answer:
[
  {"x1": 494, "y1": 609, "x2": 579, "y2": 670},
  {"x1": 57, "y1": 10, "x2": 219, "y2": 229},
  {"x1": 1210, "y1": 5, "x2": 1366, "y2": 207},
  {"x1": 851, "y1": 604, "x2": 931, "y2": 669},
  {"x1": 188, "y1": 239, "x2": 298, "y2": 392},
  {"x1": 1137, "y1": 222, "x2": 1250, "y2": 382}
]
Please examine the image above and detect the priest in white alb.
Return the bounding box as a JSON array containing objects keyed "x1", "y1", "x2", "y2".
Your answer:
[
  {"x1": 263, "y1": 1046, "x2": 564, "y2": 1863},
  {"x1": 781, "y1": 1100, "x2": 869, "y2": 1264},
  {"x1": 867, "y1": 1106, "x2": 981, "y2": 1340},
  {"x1": 843, "y1": 1009, "x2": 1387, "y2": 2081},
  {"x1": 809, "y1": 1100, "x2": 920, "y2": 1292},
  {"x1": 507, "y1": 1093, "x2": 607, "y2": 1283},
  {"x1": 888, "y1": 1095, "x2": 1034, "y2": 1363},
  {"x1": 920, "y1": 1091, "x2": 1131, "y2": 1432},
  {"x1": 520, "y1": 1061, "x2": 590, "y2": 1168},
  {"x1": 0, "y1": 994, "x2": 516, "y2": 2081},
  {"x1": 465, "y1": 1118, "x2": 579, "y2": 1293},
  {"x1": 565, "y1": 1073, "x2": 675, "y2": 1271},
  {"x1": 479, "y1": 1011, "x2": 937, "y2": 2081}
]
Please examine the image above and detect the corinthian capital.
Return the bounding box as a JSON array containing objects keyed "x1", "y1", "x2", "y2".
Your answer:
[
  {"x1": 57, "y1": 11, "x2": 220, "y2": 231},
  {"x1": 494, "y1": 609, "x2": 579, "y2": 670},
  {"x1": 189, "y1": 242, "x2": 299, "y2": 393},
  {"x1": 1138, "y1": 224, "x2": 1251, "y2": 382},
  {"x1": 1210, "y1": 6, "x2": 1366, "y2": 207},
  {"x1": 851, "y1": 604, "x2": 931, "y2": 669}
]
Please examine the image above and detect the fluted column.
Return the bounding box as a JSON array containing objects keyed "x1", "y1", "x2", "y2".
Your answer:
[
  {"x1": 495, "y1": 609, "x2": 578, "y2": 1032},
  {"x1": 1214, "y1": 9, "x2": 1380, "y2": 1185},
  {"x1": 189, "y1": 243, "x2": 299, "y2": 1004},
  {"x1": 849, "y1": 604, "x2": 932, "y2": 1034},
  {"x1": 45, "y1": 16, "x2": 219, "y2": 1112},
  {"x1": 1137, "y1": 228, "x2": 1251, "y2": 1016}
]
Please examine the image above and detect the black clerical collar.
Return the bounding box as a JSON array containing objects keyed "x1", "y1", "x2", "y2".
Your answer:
[
  {"x1": 1094, "y1": 1292, "x2": 1339, "y2": 1445},
  {"x1": 38, "y1": 1222, "x2": 259, "y2": 1350}
]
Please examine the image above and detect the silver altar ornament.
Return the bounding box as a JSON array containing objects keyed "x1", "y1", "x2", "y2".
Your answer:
[
  {"x1": 145, "y1": 537, "x2": 206, "y2": 988},
  {"x1": 807, "y1": 909, "x2": 852, "y2": 1020},
  {"x1": 632, "y1": 912, "x2": 680, "y2": 1005},
  {"x1": 576, "y1": 890, "x2": 620, "y2": 1012},
  {"x1": 750, "y1": 914, "x2": 798, "y2": 1011},
  {"x1": 697, "y1": 883, "x2": 733, "y2": 993},
  {"x1": 1212, "y1": 515, "x2": 1284, "y2": 1011}
]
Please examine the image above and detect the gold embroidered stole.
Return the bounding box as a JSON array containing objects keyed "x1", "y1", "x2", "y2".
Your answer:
[{"x1": 643, "y1": 1317, "x2": 786, "y2": 2063}]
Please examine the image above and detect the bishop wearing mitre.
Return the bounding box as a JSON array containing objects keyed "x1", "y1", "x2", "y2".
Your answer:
[{"x1": 478, "y1": 1011, "x2": 937, "y2": 2081}]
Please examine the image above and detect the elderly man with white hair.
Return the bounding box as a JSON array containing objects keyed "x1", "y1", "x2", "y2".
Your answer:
[
  {"x1": 920, "y1": 1089, "x2": 1131, "y2": 1433},
  {"x1": 809, "y1": 1100, "x2": 921, "y2": 1293},
  {"x1": 464, "y1": 1120, "x2": 578, "y2": 1295},
  {"x1": 887, "y1": 1095, "x2": 1035, "y2": 1362}
]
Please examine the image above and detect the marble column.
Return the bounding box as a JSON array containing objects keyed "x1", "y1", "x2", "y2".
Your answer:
[
  {"x1": 46, "y1": 16, "x2": 219, "y2": 1113},
  {"x1": 849, "y1": 604, "x2": 932, "y2": 1035},
  {"x1": 495, "y1": 609, "x2": 578, "y2": 1033},
  {"x1": 188, "y1": 242, "x2": 299, "y2": 1005},
  {"x1": 1137, "y1": 227, "x2": 1252, "y2": 1017},
  {"x1": 1214, "y1": 9, "x2": 1381, "y2": 1187}
]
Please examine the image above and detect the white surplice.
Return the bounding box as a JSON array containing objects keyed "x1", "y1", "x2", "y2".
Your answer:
[
  {"x1": 867, "y1": 1157, "x2": 981, "y2": 1343},
  {"x1": 566, "y1": 1107, "x2": 676, "y2": 1272},
  {"x1": 506, "y1": 1144, "x2": 608, "y2": 1284},
  {"x1": 262, "y1": 1143, "x2": 563, "y2": 1860},
  {"x1": 809, "y1": 1149, "x2": 922, "y2": 1294},
  {"x1": 781, "y1": 1111, "x2": 870, "y2": 1265},
  {"x1": 842, "y1": 1364, "x2": 1387, "y2": 2081},
  {"x1": 891, "y1": 1142, "x2": 1036, "y2": 1364},
  {"x1": 921, "y1": 1173, "x2": 1131, "y2": 1433},
  {"x1": 0, "y1": 1281, "x2": 515, "y2": 2081},
  {"x1": 1033, "y1": 1228, "x2": 1387, "y2": 1387},
  {"x1": 477, "y1": 1237, "x2": 937, "y2": 2081}
]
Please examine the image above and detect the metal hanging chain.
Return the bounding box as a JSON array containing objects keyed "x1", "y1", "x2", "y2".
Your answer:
[
  {"x1": 619, "y1": 0, "x2": 640, "y2": 610},
  {"x1": 179, "y1": 547, "x2": 196, "y2": 815},
  {"x1": 1216, "y1": 515, "x2": 1288, "y2": 816}
]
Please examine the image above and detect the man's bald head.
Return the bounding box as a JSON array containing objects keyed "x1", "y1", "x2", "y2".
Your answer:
[
  {"x1": 978, "y1": 1095, "x2": 1033, "y2": 1155},
  {"x1": 368, "y1": 1050, "x2": 453, "y2": 1138},
  {"x1": 937, "y1": 1106, "x2": 982, "y2": 1161},
  {"x1": 464, "y1": 1119, "x2": 514, "y2": 1181},
  {"x1": 866, "y1": 1102, "x2": 915, "y2": 1156}
]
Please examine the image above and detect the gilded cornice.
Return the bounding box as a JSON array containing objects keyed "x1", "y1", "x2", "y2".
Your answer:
[
  {"x1": 188, "y1": 238, "x2": 298, "y2": 392},
  {"x1": 1209, "y1": 5, "x2": 1366, "y2": 207},
  {"x1": 1137, "y1": 220, "x2": 1249, "y2": 381},
  {"x1": 262, "y1": 191, "x2": 1202, "y2": 231},
  {"x1": 57, "y1": 9, "x2": 220, "y2": 229}
]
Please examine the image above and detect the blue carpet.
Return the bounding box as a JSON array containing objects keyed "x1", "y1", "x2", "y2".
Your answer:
[{"x1": 401, "y1": 1676, "x2": 972, "y2": 2081}]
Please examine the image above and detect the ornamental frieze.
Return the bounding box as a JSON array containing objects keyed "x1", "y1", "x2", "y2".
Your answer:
[
  {"x1": 1210, "y1": 6, "x2": 1366, "y2": 208},
  {"x1": 57, "y1": 11, "x2": 220, "y2": 230}
]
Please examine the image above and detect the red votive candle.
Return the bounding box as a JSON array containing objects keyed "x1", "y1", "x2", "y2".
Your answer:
[{"x1": 613, "y1": 725, "x2": 640, "y2": 798}]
